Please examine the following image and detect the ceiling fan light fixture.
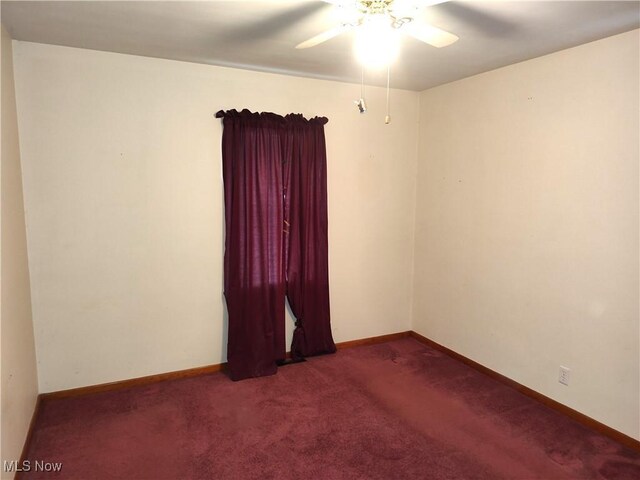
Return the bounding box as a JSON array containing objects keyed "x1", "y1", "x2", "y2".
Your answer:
[{"x1": 353, "y1": 14, "x2": 400, "y2": 69}]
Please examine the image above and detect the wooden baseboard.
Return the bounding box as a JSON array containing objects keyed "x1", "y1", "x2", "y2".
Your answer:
[
  {"x1": 40, "y1": 331, "x2": 410, "y2": 401},
  {"x1": 15, "y1": 394, "x2": 42, "y2": 480},
  {"x1": 408, "y1": 331, "x2": 640, "y2": 453},
  {"x1": 40, "y1": 363, "x2": 226, "y2": 401},
  {"x1": 336, "y1": 331, "x2": 411, "y2": 350}
]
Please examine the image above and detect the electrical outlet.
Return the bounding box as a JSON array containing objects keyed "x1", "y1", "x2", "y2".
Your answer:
[{"x1": 559, "y1": 366, "x2": 570, "y2": 386}]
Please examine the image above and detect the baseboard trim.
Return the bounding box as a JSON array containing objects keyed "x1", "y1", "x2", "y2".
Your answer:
[
  {"x1": 408, "y1": 331, "x2": 640, "y2": 453},
  {"x1": 15, "y1": 394, "x2": 42, "y2": 480},
  {"x1": 40, "y1": 331, "x2": 410, "y2": 401},
  {"x1": 40, "y1": 363, "x2": 226, "y2": 401},
  {"x1": 336, "y1": 331, "x2": 411, "y2": 349}
]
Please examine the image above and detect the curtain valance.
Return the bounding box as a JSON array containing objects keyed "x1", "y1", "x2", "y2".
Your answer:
[{"x1": 215, "y1": 108, "x2": 328, "y2": 126}]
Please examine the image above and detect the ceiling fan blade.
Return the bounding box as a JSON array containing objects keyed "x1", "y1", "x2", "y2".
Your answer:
[
  {"x1": 391, "y1": 0, "x2": 448, "y2": 14},
  {"x1": 411, "y1": 0, "x2": 450, "y2": 6},
  {"x1": 295, "y1": 24, "x2": 353, "y2": 49},
  {"x1": 394, "y1": 0, "x2": 449, "y2": 8},
  {"x1": 321, "y1": 0, "x2": 357, "y2": 6},
  {"x1": 391, "y1": 1, "x2": 453, "y2": 25},
  {"x1": 402, "y1": 22, "x2": 459, "y2": 48}
]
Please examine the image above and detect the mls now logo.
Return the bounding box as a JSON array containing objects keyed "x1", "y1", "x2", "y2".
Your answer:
[{"x1": 4, "y1": 460, "x2": 63, "y2": 473}]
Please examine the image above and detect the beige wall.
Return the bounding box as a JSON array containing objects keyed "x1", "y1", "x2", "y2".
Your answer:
[
  {"x1": 413, "y1": 30, "x2": 639, "y2": 439},
  {"x1": 13, "y1": 41, "x2": 419, "y2": 393},
  {"x1": 1, "y1": 26, "x2": 39, "y2": 477}
]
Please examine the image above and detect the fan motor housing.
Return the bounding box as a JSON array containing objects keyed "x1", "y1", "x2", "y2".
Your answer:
[{"x1": 358, "y1": 0, "x2": 394, "y2": 15}]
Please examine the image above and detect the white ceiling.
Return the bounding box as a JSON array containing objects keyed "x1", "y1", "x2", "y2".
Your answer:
[{"x1": 2, "y1": 1, "x2": 639, "y2": 91}]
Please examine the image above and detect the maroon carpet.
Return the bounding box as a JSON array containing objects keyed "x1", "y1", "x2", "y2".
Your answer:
[{"x1": 24, "y1": 338, "x2": 640, "y2": 479}]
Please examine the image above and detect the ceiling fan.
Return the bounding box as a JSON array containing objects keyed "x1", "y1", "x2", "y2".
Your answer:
[{"x1": 295, "y1": 0, "x2": 459, "y2": 52}]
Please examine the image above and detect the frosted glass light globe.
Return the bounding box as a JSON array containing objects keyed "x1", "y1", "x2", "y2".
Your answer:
[{"x1": 354, "y1": 15, "x2": 400, "y2": 69}]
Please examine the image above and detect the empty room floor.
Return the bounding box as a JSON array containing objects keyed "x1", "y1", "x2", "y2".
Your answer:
[{"x1": 23, "y1": 338, "x2": 640, "y2": 479}]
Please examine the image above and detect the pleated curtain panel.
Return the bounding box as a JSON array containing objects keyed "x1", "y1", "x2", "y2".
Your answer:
[{"x1": 216, "y1": 109, "x2": 337, "y2": 381}]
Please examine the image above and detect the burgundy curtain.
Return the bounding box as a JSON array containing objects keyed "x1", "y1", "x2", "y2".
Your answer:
[
  {"x1": 283, "y1": 115, "x2": 337, "y2": 360},
  {"x1": 218, "y1": 110, "x2": 286, "y2": 381},
  {"x1": 217, "y1": 109, "x2": 336, "y2": 381}
]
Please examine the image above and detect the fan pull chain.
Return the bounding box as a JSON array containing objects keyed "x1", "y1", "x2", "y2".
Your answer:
[{"x1": 385, "y1": 64, "x2": 391, "y2": 125}]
